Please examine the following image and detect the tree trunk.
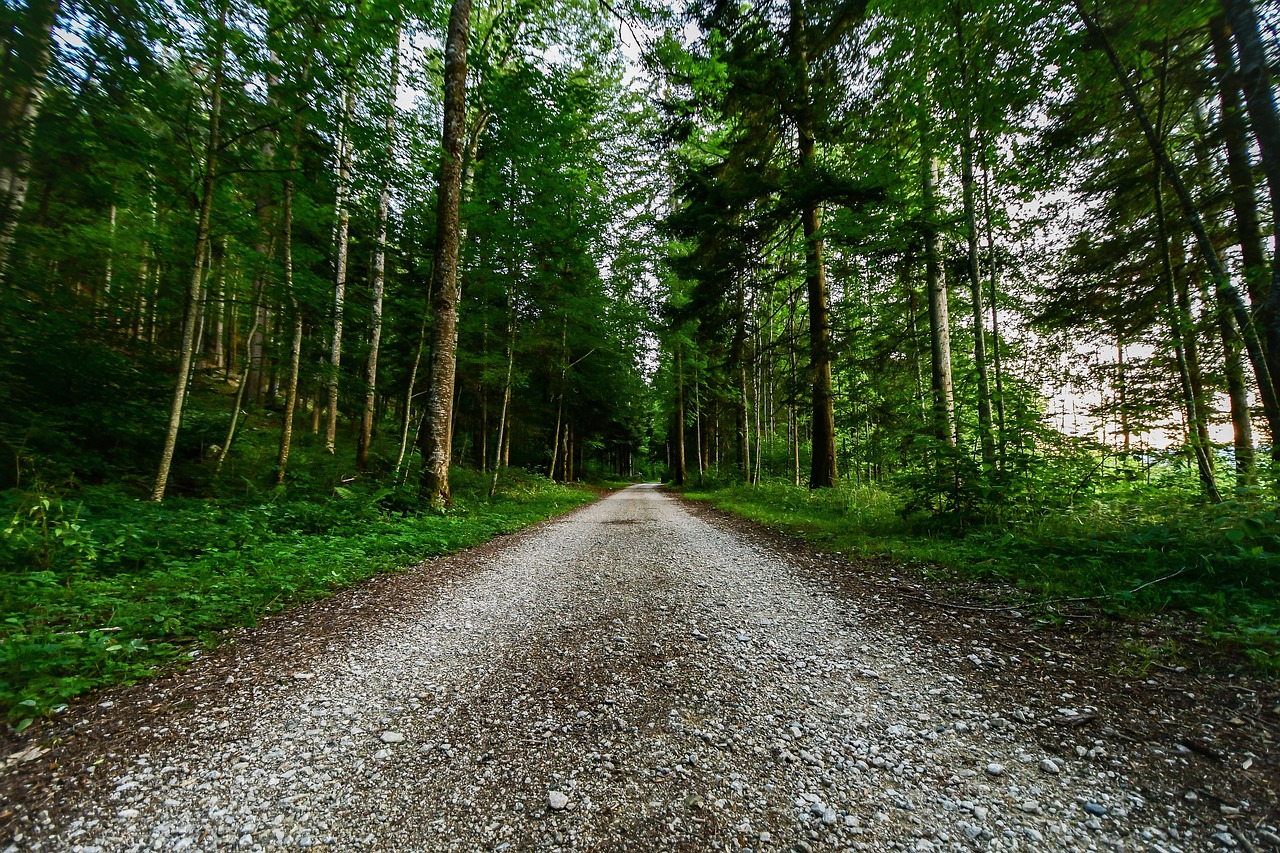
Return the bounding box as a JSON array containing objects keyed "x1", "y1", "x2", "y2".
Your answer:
[
  {"x1": 325, "y1": 83, "x2": 357, "y2": 454},
  {"x1": 151, "y1": 4, "x2": 225, "y2": 502},
  {"x1": 1221, "y1": 306, "x2": 1256, "y2": 486},
  {"x1": 1117, "y1": 340, "x2": 1130, "y2": 453},
  {"x1": 489, "y1": 289, "x2": 516, "y2": 497},
  {"x1": 1211, "y1": 17, "x2": 1268, "y2": 305},
  {"x1": 417, "y1": 0, "x2": 472, "y2": 505},
  {"x1": 981, "y1": 153, "x2": 1007, "y2": 465},
  {"x1": 1155, "y1": 174, "x2": 1221, "y2": 502},
  {"x1": 791, "y1": 0, "x2": 837, "y2": 488},
  {"x1": 549, "y1": 393, "x2": 563, "y2": 480},
  {"x1": 103, "y1": 203, "x2": 116, "y2": 307},
  {"x1": 215, "y1": 315, "x2": 261, "y2": 477},
  {"x1": 0, "y1": 0, "x2": 61, "y2": 281},
  {"x1": 358, "y1": 38, "x2": 401, "y2": 472},
  {"x1": 394, "y1": 311, "x2": 429, "y2": 483},
  {"x1": 694, "y1": 366, "x2": 705, "y2": 485},
  {"x1": 549, "y1": 319, "x2": 567, "y2": 480},
  {"x1": 788, "y1": 292, "x2": 800, "y2": 486},
  {"x1": 1176, "y1": 258, "x2": 1214, "y2": 455},
  {"x1": 733, "y1": 278, "x2": 751, "y2": 482},
  {"x1": 276, "y1": 146, "x2": 304, "y2": 483},
  {"x1": 212, "y1": 242, "x2": 226, "y2": 371},
  {"x1": 923, "y1": 151, "x2": 956, "y2": 447},
  {"x1": 954, "y1": 14, "x2": 995, "y2": 470},
  {"x1": 1221, "y1": 1, "x2": 1280, "y2": 431},
  {"x1": 673, "y1": 344, "x2": 686, "y2": 485}
]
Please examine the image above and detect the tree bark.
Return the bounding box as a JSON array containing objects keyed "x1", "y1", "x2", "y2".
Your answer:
[
  {"x1": 791, "y1": 0, "x2": 837, "y2": 488},
  {"x1": 1222, "y1": 0, "x2": 1280, "y2": 429},
  {"x1": 276, "y1": 157, "x2": 303, "y2": 483},
  {"x1": 325, "y1": 83, "x2": 357, "y2": 454},
  {"x1": 788, "y1": 291, "x2": 800, "y2": 486},
  {"x1": 694, "y1": 366, "x2": 705, "y2": 485},
  {"x1": 674, "y1": 344, "x2": 686, "y2": 485},
  {"x1": 955, "y1": 17, "x2": 994, "y2": 467},
  {"x1": 1220, "y1": 306, "x2": 1256, "y2": 486},
  {"x1": 417, "y1": 0, "x2": 472, "y2": 505},
  {"x1": 215, "y1": 316, "x2": 261, "y2": 477},
  {"x1": 1210, "y1": 17, "x2": 1268, "y2": 306},
  {"x1": 733, "y1": 277, "x2": 751, "y2": 482},
  {"x1": 394, "y1": 311, "x2": 429, "y2": 483},
  {"x1": 980, "y1": 152, "x2": 1007, "y2": 465},
  {"x1": 151, "y1": 4, "x2": 226, "y2": 502},
  {"x1": 923, "y1": 150, "x2": 956, "y2": 447},
  {"x1": 1155, "y1": 174, "x2": 1221, "y2": 501},
  {"x1": 489, "y1": 288, "x2": 515, "y2": 497},
  {"x1": 549, "y1": 319, "x2": 567, "y2": 480},
  {"x1": 0, "y1": 0, "x2": 61, "y2": 282}
]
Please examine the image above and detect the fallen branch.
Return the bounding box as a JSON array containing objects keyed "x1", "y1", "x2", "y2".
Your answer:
[
  {"x1": 1231, "y1": 825, "x2": 1261, "y2": 853},
  {"x1": 891, "y1": 567, "x2": 1188, "y2": 615}
]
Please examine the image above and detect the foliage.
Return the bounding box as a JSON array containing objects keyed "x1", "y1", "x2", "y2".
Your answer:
[
  {"x1": 682, "y1": 464, "x2": 1280, "y2": 671},
  {"x1": 0, "y1": 468, "x2": 595, "y2": 723}
]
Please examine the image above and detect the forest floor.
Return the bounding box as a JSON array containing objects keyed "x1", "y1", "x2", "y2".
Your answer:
[{"x1": 1, "y1": 484, "x2": 1277, "y2": 852}]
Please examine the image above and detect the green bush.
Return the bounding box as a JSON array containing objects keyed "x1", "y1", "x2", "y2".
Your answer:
[
  {"x1": 683, "y1": 469, "x2": 1280, "y2": 671},
  {"x1": 0, "y1": 468, "x2": 596, "y2": 723}
]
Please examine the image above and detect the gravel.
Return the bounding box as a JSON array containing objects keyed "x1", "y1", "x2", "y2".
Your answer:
[{"x1": 2, "y1": 484, "x2": 1274, "y2": 851}]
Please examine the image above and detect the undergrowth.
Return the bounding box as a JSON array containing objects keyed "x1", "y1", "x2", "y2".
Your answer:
[
  {"x1": 681, "y1": 472, "x2": 1280, "y2": 673},
  {"x1": 0, "y1": 467, "x2": 596, "y2": 727}
]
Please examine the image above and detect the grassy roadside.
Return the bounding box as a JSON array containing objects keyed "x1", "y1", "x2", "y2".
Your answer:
[
  {"x1": 679, "y1": 479, "x2": 1280, "y2": 672},
  {"x1": 0, "y1": 469, "x2": 600, "y2": 726}
]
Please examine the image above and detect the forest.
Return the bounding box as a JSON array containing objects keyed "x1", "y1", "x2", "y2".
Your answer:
[{"x1": 1, "y1": 0, "x2": 1279, "y2": 722}]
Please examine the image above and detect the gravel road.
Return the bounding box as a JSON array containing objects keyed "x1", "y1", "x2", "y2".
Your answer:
[{"x1": 4, "y1": 484, "x2": 1276, "y2": 852}]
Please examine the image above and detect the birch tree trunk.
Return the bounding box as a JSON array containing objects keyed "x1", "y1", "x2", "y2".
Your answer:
[
  {"x1": 276, "y1": 148, "x2": 303, "y2": 482},
  {"x1": 325, "y1": 82, "x2": 357, "y2": 454},
  {"x1": 358, "y1": 36, "x2": 401, "y2": 472},
  {"x1": 923, "y1": 150, "x2": 956, "y2": 447},
  {"x1": 417, "y1": 0, "x2": 472, "y2": 506},
  {"x1": 151, "y1": 3, "x2": 225, "y2": 502},
  {"x1": 0, "y1": 0, "x2": 61, "y2": 282}
]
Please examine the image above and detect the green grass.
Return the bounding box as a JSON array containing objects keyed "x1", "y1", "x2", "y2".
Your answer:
[
  {"x1": 681, "y1": 477, "x2": 1280, "y2": 672},
  {"x1": 0, "y1": 468, "x2": 597, "y2": 727}
]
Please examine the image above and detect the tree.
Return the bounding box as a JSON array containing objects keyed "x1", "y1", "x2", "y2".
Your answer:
[
  {"x1": 418, "y1": 0, "x2": 473, "y2": 506},
  {"x1": 151, "y1": 0, "x2": 226, "y2": 502}
]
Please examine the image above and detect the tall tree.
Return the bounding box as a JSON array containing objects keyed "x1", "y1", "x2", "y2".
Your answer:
[
  {"x1": 152, "y1": 0, "x2": 226, "y2": 502},
  {"x1": 418, "y1": 0, "x2": 473, "y2": 505}
]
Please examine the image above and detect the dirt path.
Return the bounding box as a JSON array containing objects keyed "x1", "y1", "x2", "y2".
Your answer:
[{"x1": 2, "y1": 484, "x2": 1277, "y2": 852}]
